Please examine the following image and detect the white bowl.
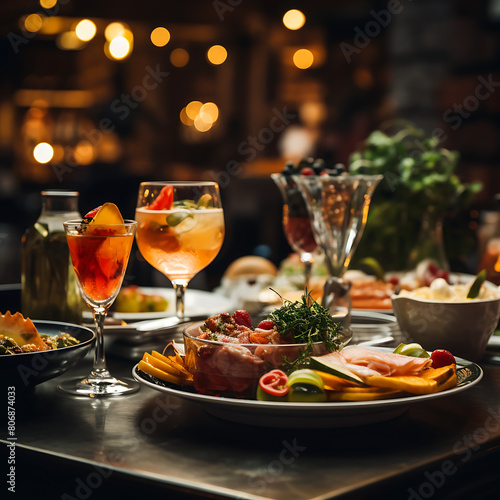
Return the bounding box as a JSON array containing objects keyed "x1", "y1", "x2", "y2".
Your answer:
[{"x1": 391, "y1": 292, "x2": 500, "y2": 361}]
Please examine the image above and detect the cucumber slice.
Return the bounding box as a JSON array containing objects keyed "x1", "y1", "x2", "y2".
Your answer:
[{"x1": 309, "y1": 356, "x2": 365, "y2": 385}]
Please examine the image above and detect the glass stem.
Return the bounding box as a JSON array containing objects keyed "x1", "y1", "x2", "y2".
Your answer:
[
  {"x1": 90, "y1": 307, "x2": 110, "y2": 378},
  {"x1": 172, "y1": 281, "x2": 188, "y2": 320},
  {"x1": 300, "y1": 253, "x2": 313, "y2": 292}
]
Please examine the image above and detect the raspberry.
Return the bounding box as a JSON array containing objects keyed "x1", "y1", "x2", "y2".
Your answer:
[
  {"x1": 232, "y1": 310, "x2": 252, "y2": 328},
  {"x1": 256, "y1": 320, "x2": 275, "y2": 330},
  {"x1": 430, "y1": 349, "x2": 456, "y2": 368},
  {"x1": 300, "y1": 167, "x2": 315, "y2": 176}
]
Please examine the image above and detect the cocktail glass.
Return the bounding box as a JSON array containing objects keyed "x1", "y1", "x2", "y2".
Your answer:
[
  {"x1": 135, "y1": 181, "x2": 224, "y2": 320},
  {"x1": 294, "y1": 174, "x2": 383, "y2": 310},
  {"x1": 271, "y1": 173, "x2": 318, "y2": 291},
  {"x1": 59, "y1": 219, "x2": 138, "y2": 396}
]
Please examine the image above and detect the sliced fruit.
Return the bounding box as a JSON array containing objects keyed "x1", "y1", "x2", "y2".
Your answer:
[
  {"x1": 150, "y1": 350, "x2": 193, "y2": 379},
  {"x1": 362, "y1": 373, "x2": 439, "y2": 395},
  {"x1": 85, "y1": 206, "x2": 101, "y2": 218},
  {"x1": 421, "y1": 364, "x2": 456, "y2": 384},
  {"x1": 309, "y1": 356, "x2": 366, "y2": 385},
  {"x1": 148, "y1": 185, "x2": 174, "y2": 210},
  {"x1": 393, "y1": 342, "x2": 430, "y2": 359},
  {"x1": 327, "y1": 387, "x2": 403, "y2": 401},
  {"x1": 138, "y1": 359, "x2": 185, "y2": 385},
  {"x1": 88, "y1": 202, "x2": 126, "y2": 234},
  {"x1": 312, "y1": 370, "x2": 364, "y2": 391}
]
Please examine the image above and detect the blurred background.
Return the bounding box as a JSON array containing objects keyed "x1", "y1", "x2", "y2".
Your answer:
[{"x1": 1, "y1": 0, "x2": 500, "y2": 288}]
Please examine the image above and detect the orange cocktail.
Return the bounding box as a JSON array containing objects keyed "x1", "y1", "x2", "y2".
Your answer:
[
  {"x1": 61, "y1": 203, "x2": 139, "y2": 397},
  {"x1": 67, "y1": 229, "x2": 134, "y2": 304},
  {"x1": 136, "y1": 182, "x2": 224, "y2": 319},
  {"x1": 135, "y1": 207, "x2": 224, "y2": 282}
]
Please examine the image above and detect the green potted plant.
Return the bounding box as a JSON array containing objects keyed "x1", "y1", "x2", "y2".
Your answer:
[{"x1": 348, "y1": 121, "x2": 482, "y2": 272}]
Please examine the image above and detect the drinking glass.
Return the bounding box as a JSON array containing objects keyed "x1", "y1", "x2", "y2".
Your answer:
[
  {"x1": 271, "y1": 173, "x2": 318, "y2": 291},
  {"x1": 294, "y1": 174, "x2": 383, "y2": 310},
  {"x1": 59, "y1": 219, "x2": 139, "y2": 396},
  {"x1": 135, "y1": 181, "x2": 224, "y2": 319}
]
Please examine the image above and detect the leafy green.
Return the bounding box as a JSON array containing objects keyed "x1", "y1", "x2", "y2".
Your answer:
[
  {"x1": 348, "y1": 122, "x2": 482, "y2": 270},
  {"x1": 269, "y1": 291, "x2": 342, "y2": 371}
]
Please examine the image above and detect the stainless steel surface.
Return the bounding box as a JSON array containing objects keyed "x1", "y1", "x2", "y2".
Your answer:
[{"x1": 4, "y1": 343, "x2": 500, "y2": 498}]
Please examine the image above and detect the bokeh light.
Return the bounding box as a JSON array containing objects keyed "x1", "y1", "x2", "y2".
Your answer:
[
  {"x1": 75, "y1": 19, "x2": 96, "y2": 42},
  {"x1": 33, "y1": 143, "x2": 54, "y2": 164},
  {"x1": 283, "y1": 9, "x2": 306, "y2": 30},
  {"x1": 170, "y1": 48, "x2": 189, "y2": 67},
  {"x1": 200, "y1": 102, "x2": 219, "y2": 122},
  {"x1": 181, "y1": 101, "x2": 219, "y2": 133},
  {"x1": 56, "y1": 31, "x2": 86, "y2": 50},
  {"x1": 207, "y1": 45, "x2": 227, "y2": 65},
  {"x1": 150, "y1": 27, "x2": 170, "y2": 47},
  {"x1": 40, "y1": 0, "x2": 58, "y2": 8},
  {"x1": 109, "y1": 36, "x2": 130, "y2": 59},
  {"x1": 73, "y1": 141, "x2": 95, "y2": 165},
  {"x1": 293, "y1": 48, "x2": 314, "y2": 69},
  {"x1": 186, "y1": 101, "x2": 203, "y2": 120},
  {"x1": 24, "y1": 14, "x2": 44, "y2": 33},
  {"x1": 104, "y1": 22, "x2": 126, "y2": 41}
]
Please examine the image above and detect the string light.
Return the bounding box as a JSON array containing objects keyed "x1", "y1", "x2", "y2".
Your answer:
[
  {"x1": 33, "y1": 143, "x2": 54, "y2": 164},
  {"x1": 151, "y1": 27, "x2": 170, "y2": 47},
  {"x1": 283, "y1": 9, "x2": 306, "y2": 30},
  {"x1": 75, "y1": 19, "x2": 96, "y2": 42}
]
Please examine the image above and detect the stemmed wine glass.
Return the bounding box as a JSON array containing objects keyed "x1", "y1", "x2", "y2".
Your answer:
[
  {"x1": 294, "y1": 173, "x2": 383, "y2": 311},
  {"x1": 59, "y1": 219, "x2": 139, "y2": 396},
  {"x1": 271, "y1": 173, "x2": 318, "y2": 291},
  {"x1": 135, "y1": 181, "x2": 224, "y2": 320}
]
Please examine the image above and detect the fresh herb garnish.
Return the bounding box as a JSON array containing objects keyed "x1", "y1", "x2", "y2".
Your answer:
[{"x1": 269, "y1": 290, "x2": 342, "y2": 371}]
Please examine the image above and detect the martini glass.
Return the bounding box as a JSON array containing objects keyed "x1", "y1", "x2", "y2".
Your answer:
[
  {"x1": 271, "y1": 173, "x2": 318, "y2": 291},
  {"x1": 294, "y1": 174, "x2": 383, "y2": 311},
  {"x1": 59, "y1": 219, "x2": 139, "y2": 396},
  {"x1": 135, "y1": 181, "x2": 224, "y2": 320}
]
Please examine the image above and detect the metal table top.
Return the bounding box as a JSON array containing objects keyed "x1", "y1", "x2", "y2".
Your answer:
[{"x1": 4, "y1": 336, "x2": 500, "y2": 499}]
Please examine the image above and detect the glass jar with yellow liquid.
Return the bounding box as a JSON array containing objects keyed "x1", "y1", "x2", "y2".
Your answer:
[{"x1": 21, "y1": 190, "x2": 83, "y2": 323}]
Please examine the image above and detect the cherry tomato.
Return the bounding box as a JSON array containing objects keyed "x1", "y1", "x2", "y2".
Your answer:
[
  {"x1": 148, "y1": 185, "x2": 174, "y2": 210},
  {"x1": 257, "y1": 369, "x2": 289, "y2": 401}
]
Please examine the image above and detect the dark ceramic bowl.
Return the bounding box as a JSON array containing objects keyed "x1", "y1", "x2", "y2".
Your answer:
[{"x1": 1, "y1": 320, "x2": 95, "y2": 391}]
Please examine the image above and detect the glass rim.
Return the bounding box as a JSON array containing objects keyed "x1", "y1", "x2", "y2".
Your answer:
[
  {"x1": 63, "y1": 219, "x2": 137, "y2": 226},
  {"x1": 139, "y1": 181, "x2": 219, "y2": 187}
]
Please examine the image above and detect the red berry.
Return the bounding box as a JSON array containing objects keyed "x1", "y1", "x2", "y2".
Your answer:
[
  {"x1": 431, "y1": 349, "x2": 456, "y2": 368},
  {"x1": 388, "y1": 276, "x2": 399, "y2": 286},
  {"x1": 232, "y1": 310, "x2": 252, "y2": 328},
  {"x1": 300, "y1": 167, "x2": 315, "y2": 176},
  {"x1": 257, "y1": 320, "x2": 275, "y2": 330}
]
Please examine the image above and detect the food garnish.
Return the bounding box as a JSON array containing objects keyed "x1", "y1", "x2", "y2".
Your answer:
[
  {"x1": 393, "y1": 342, "x2": 430, "y2": 359},
  {"x1": 430, "y1": 349, "x2": 456, "y2": 369},
  {"x1": 138, "y1": 347, "x2": 193, "y2": 386},
  {"x1": 256, "y1": 369, "x2": 289, "y2": 401},
  {"x1": 147, "y1": 185, "x2": 174, "y2": 211},
  {"x1": 269, "y1": 291, "x2": 342, "y2": 368},
  {"x1": 467, "y1": 269, "x2": 486, "y2": 299},
  {"x1": 286, "y1": 369, "x2": 327, "y2": 402},
  {"x1": 0, "y1": 311, "x2": 80, "y2": 355}
]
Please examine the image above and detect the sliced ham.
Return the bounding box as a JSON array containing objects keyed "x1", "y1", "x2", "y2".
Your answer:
[{"x1": 339, "y1": 346, "x2": 432, "y2": 377}]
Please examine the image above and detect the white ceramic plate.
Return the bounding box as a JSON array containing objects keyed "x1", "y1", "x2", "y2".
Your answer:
[
  {"x1": 83, "y1": 288, "x2": 237, "y2": 322},
  {"x1": 132, "y1": 352, "x2": 482, "y2": 428}
]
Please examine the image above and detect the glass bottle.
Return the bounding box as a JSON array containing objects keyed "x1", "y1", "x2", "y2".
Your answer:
[{"x1": 21, "y1": 190, "x2": 83, "y2": 323}]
